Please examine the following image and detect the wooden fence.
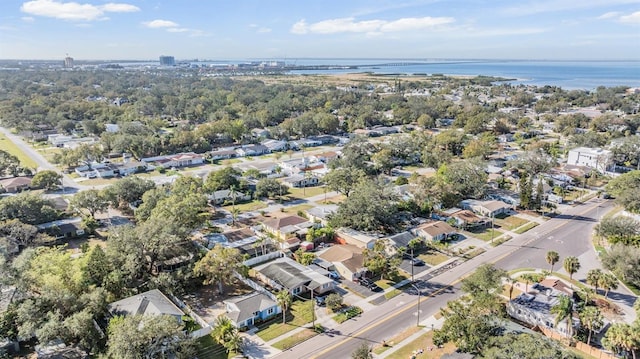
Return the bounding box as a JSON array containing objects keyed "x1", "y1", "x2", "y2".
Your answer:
[{"x1": 538, "y1": 326, "x2": 617, "y2": 359}]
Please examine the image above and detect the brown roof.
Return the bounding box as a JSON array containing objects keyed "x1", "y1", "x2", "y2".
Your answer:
[
  {"x1": 481, "y1": 200, "x2": 510, "y2": 212},
  {"x1": 416, "y1": 221, "x2": 455, "y2": 237},
  {"x1": 539, "y1": 278, "x2": 574, "y2": 296},
  {"x1": 319, "y1": 244, "x2": 363, "y2": 262},
  {"x1": 262, "y1": 215, "x2": 308, "y2": 231},
  {"x1": 0, "y1": 176, "x2": 32, "y2": 188},
  {"x1": 319, "y1": 244, "x2": 364, "y2": 273},
  {"x1": 452, "y1": 210, "x2": 482, "y2": 223},
  {"x1": 223, "y1": 228, "x2": 256, "y2": 243}
]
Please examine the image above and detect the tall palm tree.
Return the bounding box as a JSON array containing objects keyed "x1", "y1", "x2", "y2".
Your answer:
[
  {"x1": 551, "y1": 294, "x2": 574, "y2": 338},
  {"x1": 546, "y1": 251, "x2": 560, "y2": 273},
  {"x1": 563, "y1": 256, "x2": 581, "y2": 283},
  {"x1": 224, "y1": 331, "x2": 243, "y2": 355},
  {"x1": 601, "y1": 273, "x2": 619, "y2": 298},
  {"x1": 586, "y1": 268, "x2": 604, "y2": 294},
  {"x1": 579, "y1": 306, "x2": 603, "y2": 346},
  {"x1": 211, "y1": 315, "x2": 236, "y2": 347},
  {"x1": 506, "y1": 276, "x2": 517, "y2": 300},
  {"x1": 520, "y1": 273, "x2": 537, "y2": 293},
  {"x1": 277, "y1": 290, "x2": 292, "y2": 324},
  {"x1": 604, "y1": 323, "x2": 639, "y2": 359}
]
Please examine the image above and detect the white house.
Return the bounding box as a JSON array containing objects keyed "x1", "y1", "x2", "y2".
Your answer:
[
  {"x1": 261, "y1": 139, "x2": 288, "y2": 152},
  {"x1": 566, "y1": 147, "x2": 612, "y2": 172},
  {"x1": 281, "y1": 174, "x2": 319, "y2": 188}
]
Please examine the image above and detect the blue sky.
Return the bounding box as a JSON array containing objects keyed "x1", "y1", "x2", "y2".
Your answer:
[{"x1": 1, "y1": 0, "x2": 639, "y2": 60}]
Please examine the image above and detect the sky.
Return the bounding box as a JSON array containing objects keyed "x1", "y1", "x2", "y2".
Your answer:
[{"x1": 0, "y1": 0, "x2": 639, "y2": 60}]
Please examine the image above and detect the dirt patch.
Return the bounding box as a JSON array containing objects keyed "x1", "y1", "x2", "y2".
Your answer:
[{"x1": 183, "y1": 282, "x2": 254, "y2": 324}]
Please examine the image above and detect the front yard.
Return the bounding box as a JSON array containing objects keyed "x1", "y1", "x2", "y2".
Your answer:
[{"x1": 256, "y1": 299, "x2": 314, "y2": 342}]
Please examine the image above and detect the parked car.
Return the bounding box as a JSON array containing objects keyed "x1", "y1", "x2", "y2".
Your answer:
[
  {"x1": 327, "y1": 271, "x2": 340, "y2": 280},
  {"x1": 403, "y1": 253, "x2": 425, "y2": 266},
  {"x1": 358, "y1": 278, "x2": 374, "y2": 287},
  {"x1": 315, "y1": 295, "x2": 326, "y2": 306}
]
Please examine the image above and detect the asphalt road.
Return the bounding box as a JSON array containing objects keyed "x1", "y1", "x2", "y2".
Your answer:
[
  {"x1": 274, "y1": 198, "x2": 637, "y2": 359},
  {"x1": 0, "y1": 126, "x2": 83, "y2": 191}
]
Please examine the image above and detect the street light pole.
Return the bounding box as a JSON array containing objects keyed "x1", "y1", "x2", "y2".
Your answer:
[{"x1": 410, "y1": 283, "x2": 421, "y2": 327}]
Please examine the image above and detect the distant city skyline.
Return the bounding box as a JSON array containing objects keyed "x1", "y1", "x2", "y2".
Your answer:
[{"x1": 1, "y1": 0, "x2": 639, "y2": 60}]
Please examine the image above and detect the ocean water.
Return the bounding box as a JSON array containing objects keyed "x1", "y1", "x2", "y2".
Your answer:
[{"x1": 285, "y1": 59, "x2": 640, "y2": 90}]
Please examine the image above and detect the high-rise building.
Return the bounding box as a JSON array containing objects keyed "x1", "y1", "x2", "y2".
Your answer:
[
  {"x1": 63, "y1": 55, "x2": 74, "y2": 68},
  {"x1": 159, "y1": 56, "x2": 176, "y2": 66}
]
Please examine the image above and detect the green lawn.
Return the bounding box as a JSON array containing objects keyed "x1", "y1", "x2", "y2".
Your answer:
[
  {"x1": 513, "y1": 222, "x2": 539, "y2": 234},
  {"x1": 494, "y1": 216, "x2": 528, "y2": 230},
  {"x1": 287, "y1": 186, "x2": 327, "y2": 199},
  {"x1": 281, "y1": 203, "x2": 314, "y2": 214},
  {"x1": 222, "y1": 200, "x2": 267, "y2": 212},
  {"x1": 0, "y1": 133, "x2": 38, "y2": 168},
  {"x1": 490, "y1": 235, "x2": 513, "y2": 247},
  {"x1": 256, "y1": 300, "x2": 314, "y2": 342},
  {"x1": 373, "y1": 326, "x2": 422, "y2": 355},
  {"x1": 466, "y1": 228, "x2": 503, "y2": 241},
  {"x1": 418, "y1": 251, "x2": 450, "y2": 266},
  {"x1": 272, "y1": 328, "x2": 318, "y2": 350},
  {"x1": 384, "y1": 329, "x2": 456, "y2": 359},
  {"x1": 196, "y1": 336, "x2": 233, "y2": 359}
]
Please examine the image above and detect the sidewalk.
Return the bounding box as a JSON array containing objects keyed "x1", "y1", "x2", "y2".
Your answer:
[
  {"x1": 375, "y1": 315, "x2": 445, "y2": 359},
  {"x1": 255, "y1": 256, "x2": 462, "y2": 349}
]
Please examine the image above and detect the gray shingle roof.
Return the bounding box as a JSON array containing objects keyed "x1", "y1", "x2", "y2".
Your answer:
[{"x1": 107, "y1": 289, "x2": 184, "y2": 318}]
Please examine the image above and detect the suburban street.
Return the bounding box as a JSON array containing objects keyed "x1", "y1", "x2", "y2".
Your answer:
[
  {"x1": 272, "y1": 198, "x2": 637, "y2": 359},
  {"x1": 0, "y1": 126, "x2": 84, "y2": 192}
]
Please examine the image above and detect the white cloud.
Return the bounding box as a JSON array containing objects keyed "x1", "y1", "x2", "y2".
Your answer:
[
  {"x1": 619, "y1": 11, "x2": 640, "y2": 24},
  {"x1": 503, "y1": 0, "x2": 640, "y2": 16},
  {"x1": 21, "y1": 16, "x2": 35, "y2": 22},
  {"x1": 257, "y1": 27, "x2": 272, "y2": 33},
  {"x1": 167, "y1": 27, "x2": 189, "y2": 33},
  {"x1": 143, "y1": 19, "x2": 179, "y2": 28},
  {"x1": 291, "y1": 16, "x2": 453, "y2": 35},
  {"x1": 20, "y1": 0, "x2": 140, "y2": 21},
  {"x1": 598, "y1": 11, "x2": 621, "y2": 19},
  {"x1": 143, "y1": 19, "x2": 208, "y2": 37}
]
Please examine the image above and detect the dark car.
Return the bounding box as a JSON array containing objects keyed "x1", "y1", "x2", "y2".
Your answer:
[
  {"x1": 403, "y1": 253, "x2": 425, "y2": 266},
  {"x1": 358, "y1": 278, "x2": 374, "y2": 287}
]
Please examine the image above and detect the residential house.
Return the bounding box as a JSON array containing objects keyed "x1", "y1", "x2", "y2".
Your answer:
[
  {"x1": 208, "y1": 189, "x2": 251, "y2": 206},
  {"x1": 506, "y1": 279, "x2": 579, "y2": 337},
  {"x1": 261, "y1": 139, "x2": 288, "y2": 152},
  {"x1": 279, "y1": 158, "x2": 312, "y2": 175},
  {"x1": 236, "y1": 144, "x2": 269, "y2": 157},
  {"x1": 566, "y1": 147, "x2": 612, "y2": 172},
  {"x1": 224, "y1": 291, "x2": 280, "y2": 329},
  {"x1": 75, "y1": 161, "x2": 149, "y2": 178},
  {"x1": 261, "y1": 215, "x2": 314, "y2": 242},
  {"x1": 460, "y1": 199, "x2": 512, "y2": 217},
  {"x1": 385, "y1": 231, "x2": 419, "y2": 250},
  {"x1": 318, "y1": 244, "x2": 367, "y2": 281},
  {"x1": 36, "y1": 218, "x2": 85, "y2": 240},
  {"x1": 305, "y1": 204, "x2": 338, "y2": 225},
  {"x1": 0, "y1": 176, "x2": 32, "y2": 193},
  {"x1": 290, "y1": 138, "x2": 322, "y2": 149},
  {"x1": 450, "y1": 210, "x2": 486, "y2": 229},
  {"x1": 203, "y1": 228, "x2": 260, "y2": 250},
  {"x1": 281, "y1": 174, "x2": 319, "y2": 188},
  {"x1": 107, "y1": 289, "x2": 184, "y2": 323},
  {"x1": 141, "y1": 152, "x2": 205, "y2": 169},
  {"x1": 412, "y1": 221, "x2": 456, "y2": 242},
  {"x1": 209, "y1": 149, "x2": 237, "y2": 161},
  {"x1": 310, "y1": 151, "x2": 340, "y2": 163},
  {"x1": 334, "y1": 228, "x2": 379, "y2": 249},
  {"x1": 253, "y1": 257, "x2": 335, "y2": 296},
  {"x1": 251, "y1": 128, "x2": 270, "y2": 139}
]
